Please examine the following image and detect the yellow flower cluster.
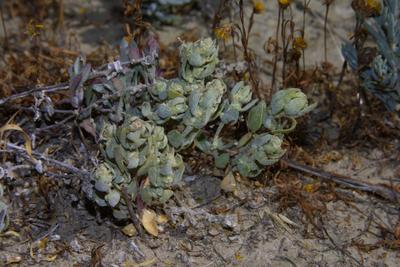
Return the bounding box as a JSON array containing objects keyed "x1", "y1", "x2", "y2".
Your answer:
[
  {"x1": 278, "y1": 0, "x2": 292, "y2": 9},
  {"x1": 252, "y1": 0, "x2": 265, "y2": 14}
]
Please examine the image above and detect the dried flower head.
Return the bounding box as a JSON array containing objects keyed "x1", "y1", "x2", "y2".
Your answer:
[
  {"x1": 352, "y1": 0, "x2": 381, "y2": 17},
  {"x1": 214, "y1": 24, "x2": 233, "y2": 42},
  {"x1": 293, "y1": 36, "x2": 308, "y2": 50},
  {"x1": 252, "y1": 0, "x2": 265, "y2": 14},
  {"x1": 364, "y1": 0, "x2": 381, "y2": 13},
  {"x1": 26, "y1": 19, "x2": 44, "y2": 38}
]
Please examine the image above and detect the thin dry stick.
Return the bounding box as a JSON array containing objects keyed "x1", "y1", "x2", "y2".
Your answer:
[
  {"x1": 271, "y1": 7, "x2": 282, "y2": 93},
  {"x1": 281, "y1": 11, "x2": 292, "y2": 88},
  {"x1": 301, "y1": 0, "x2": 311, "y2": 73},
  {"x1": 283, "y1": 158, "x2": 400, "y2": 203},
  {"x1": 0, "y1": 83, "x2": 70, "y2": 106},
  {"x1": 36, "y1": 115, "x2": 75, "y2": 133},
  {"x1": 228, "y1": 7, "x2": 237, "y2": 61},
  {"x1": 121, "y1": 186, "x2": 144, "y2": 237},
  {"x1": 0, "y1": 4, "x2": 9, "y2": 50},
  {"x1": 132, "y1": 0, "x2": 144, "y2": 43},
  {"x1": 238, "y1": 0, "x2": 258, "y2": 93},
  {"x1": 323, "y1": 1, "x2": 332, "y2": 63},
  {"x1": 0, "y1": 56, "x2": 151, "y2": 106},
  {"x1": 334, "y1": 60, "x2": 347, "y2": 92},
  {"x1": 281, "y1": 9, "x2": 290, "y2": 87},
  {"x1": 302, "y1": 0, "x2": 307, "y2": 41},
  {"x1": 58, "y1": 0, "x2": 65, "y2": 45},
  {"x1": 302, "y1": 1, "x2": 307, "y2": 73},
  {"x1": 3, "y1": 142, "x2": 90, "y2": 177},
  {"x1": 0, "y1": 4, "x2": 8, "y2": 50},
  {"x1": 211, "y1": 0, "x2": 228, "y2": 31}
]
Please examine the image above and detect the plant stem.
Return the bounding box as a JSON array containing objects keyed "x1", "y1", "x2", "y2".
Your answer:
[
  {"x1": 301, "y1": 0, "x2": 311, "y2": 73},
  {"x1": 238, "y1": 0, "x2": 259, "y2": 95},
  {"x1": 281, "y1": 8, "x2": 286, "y2": 87},
  {"x1": 271, "y1": 7, "x2": 282, "y2": 93},
  {"x1": 0, "y1": 4, "x2": 8, "y2": 50},
  {"x1": 58, "y1": 0, "x2": 65, "y2": 45},
  {"x1": 121, "y1": 186, "x2": 144, "y2": 237},
  {"x1": 133, "y1": 0, "x2": 143, "y2": 43},
  {"x1": 229, "y1": 10, "x2": 237, "y2": 61},
  {"x1": 324, "y1": 2, "x2": 330, "y2": 63}
]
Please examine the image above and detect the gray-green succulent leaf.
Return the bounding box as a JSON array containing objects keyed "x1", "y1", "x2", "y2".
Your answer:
[{"x1": 271, "y1": 88, "x2": 316, "y2": 118}]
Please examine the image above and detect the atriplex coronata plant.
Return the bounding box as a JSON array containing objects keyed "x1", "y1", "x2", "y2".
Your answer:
[
  {"x1": 342, "y1": 0, "x2": 400, "y2": 113},
  {"x1": 76, "y1": 37, "x2": 315, "y2": 220}
]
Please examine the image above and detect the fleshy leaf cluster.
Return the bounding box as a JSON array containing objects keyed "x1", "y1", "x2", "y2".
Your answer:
[
  {"x1": 179, "y1": 38, "x2": 219, "y2": 83},
  {"x1": 89, "y1": 117, "x2": 184, "y2": 219}
]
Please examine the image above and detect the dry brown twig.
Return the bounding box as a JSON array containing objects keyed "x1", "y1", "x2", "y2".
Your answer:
[
  {"x1": 121, "y1": 186, "x2": 145, "y2": 237},
  {"x1": 2, "y1": 142, "x2": 90, "y2": 177},
  {"x1": 0, "y1": 56, "x2": 151, "y2": 106},
  {"x1": 237, "y1": 0, "x2": 260, "y2": 96},
  {"x1": 0, "y1": 3, "x2": 8, "y2": 50},
  {"x1": 283, "y1": 158, "x2": 400, "y2": 203},
  {"x1": 271, "y1": 3, "x2": 282, "y2": 93}
]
